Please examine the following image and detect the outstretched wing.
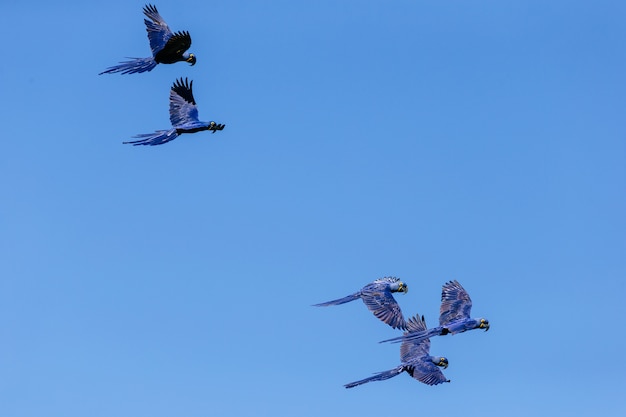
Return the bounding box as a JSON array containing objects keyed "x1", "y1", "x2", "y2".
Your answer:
[
  {"x1": 169, "y1": 78, "x2": 200, "y2": 128},
  {"x1": 160, "y1": 31, "x2": 192, "y2": 59},
  {"x1": 400, "y1": 315, "x2": 430, "y2": 363},
  {"x1": 406, "y1": 361, "x2": 449, "y2": 386},
  {"x1": 401, "y1": 316, "x2": 449, "y2": 385},
  {"x1": 360, "y1": 284, "x2": 406, "y2": 330},
  {"x1": 439, "y1": 280, "x2": 473, "y2": 326},
  {"x1": 143, "y1": 4, "x2": 174, "y2": 56}
]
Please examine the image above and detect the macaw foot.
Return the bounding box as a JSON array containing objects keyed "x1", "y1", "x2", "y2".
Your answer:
[
  {"x1": 441, "y1": 328, "x2": 450, "y2": 335},
  {"x1": 209, "y1": 123, "x2": 226, "y2": 133}
]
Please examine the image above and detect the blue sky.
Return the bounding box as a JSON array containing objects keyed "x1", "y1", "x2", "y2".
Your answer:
[{"x1": 1, "y1": 0, "x2": 625, "y2": 416}]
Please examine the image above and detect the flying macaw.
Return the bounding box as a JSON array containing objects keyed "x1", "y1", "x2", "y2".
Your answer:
[
  {"x1": 345, "y1": 314, "x2": 450, "y2": 388},
  {"x1": 100, "y1": 4, "x2": 196, "y2": 75},
  {"x1": 124, "y1": 77, "x2": 225, "y2": 146},
  {"x1": 313, "y1": 277, "x2": 408, "y2": 330},
  {"x1": 380, "y1": 280, "x2": 489, "y2": 344}
]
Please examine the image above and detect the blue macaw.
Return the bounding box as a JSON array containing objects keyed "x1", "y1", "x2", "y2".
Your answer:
[
  {"x1": 380, "y1": 280, "x2": 489, "y2": 344},
  {"x1": 100, "y1": 4, "x2": 196, "y2": 75},
  {"x1": 313, "y1": 277, "x2": 408, "y2": 330},
  {"x1": 345, "y1": 314, "x2": 450, "y2": 388},
  {"x1": 124, "y1": 77, "x2": 225, "y2": 146}
]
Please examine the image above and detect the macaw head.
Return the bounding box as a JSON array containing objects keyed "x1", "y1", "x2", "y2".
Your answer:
[
  {"x1": 184, "y1": 53, "x2": 196, "y2": 66},
  {"x1": 376, "y1": 277, "x2": 408, "y2": 294},
  {"x1": 478, "y1": 318, "x2": 490, "y2": 331},
  {"x1": 432, "y1": 356, "x2": 449, "y2": 369}
]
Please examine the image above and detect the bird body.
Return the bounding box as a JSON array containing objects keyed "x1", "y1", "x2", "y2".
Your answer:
[
  {"x1": 313, "y1": 277, "x2": 408, "y2": 330},
  {"x1": 380, "y1": 280, "x2": 489, "y2": 344},
  {"x1": 100, "y1": 4, "x2": 196, "y2": 75},
  {"x1": 345, "y1": 315, "x2": 449, "y2": 388},
  {"x1": 442, "y1": 317, "x2": 486, "y2": 335},
  {"x1": 124, "y1": 78, "x2": 225, "y2": 146}
]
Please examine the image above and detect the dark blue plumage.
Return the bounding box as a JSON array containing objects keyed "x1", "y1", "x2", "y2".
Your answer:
[
  {"x1": 124, "y1": 78, "x2": 225, "y2": 146},
  {"x1": 100, "y1": 4, "x2": 196, "y2": 75},
  {"x1": 345, "y1": 315, "x2": 450, "y2": 388},
  {"x1": 380, "y1": 280, "x2": 489, "y2": 344},
  {"x1": 313, "y1": 277, "x2": 408, "y2": 330}
]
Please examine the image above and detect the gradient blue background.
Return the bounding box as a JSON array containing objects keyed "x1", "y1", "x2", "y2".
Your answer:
[{"x1": 1, "y1": 1, "x2": 625, "y2": 416}]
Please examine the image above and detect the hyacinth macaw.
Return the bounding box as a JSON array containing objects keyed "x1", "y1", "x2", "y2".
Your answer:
[
  {"x1": 345, "y1": 315, "x2": 450, "y2": 388},
  {"x1": 124, "y1": 78, "x2": 225, "y2": 146},
  {"x1": 100, "y1": 4, "x2": 196, "y2": 75},
  {"x1": 313, "y1": 277, "x2": 408, "y2": 330},
  {"x1": 381, "y1": 280, "x2": 489, "y2": 344}
]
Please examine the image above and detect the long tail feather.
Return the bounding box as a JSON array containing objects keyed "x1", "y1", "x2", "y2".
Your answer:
[
  {"x1": 344, "y1": 366, "x2": 404, "y2": 388},
  {"x1": 379, "y1": 327, "x2": 443, "y2": 344},
  {"x1": 99, "y1": 57, "x2": 158, "y2": 75},
  {"x1": 312, "y1": 292, "x2": 360, "y2": 307},
  {"x1": 123, "y1": 129, "x2": 178, "y2": 146}
]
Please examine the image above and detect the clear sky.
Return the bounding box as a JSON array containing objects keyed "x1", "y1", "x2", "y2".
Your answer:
[{"x1": 1, "y1": 1, "x2": 625, "y2": 416}]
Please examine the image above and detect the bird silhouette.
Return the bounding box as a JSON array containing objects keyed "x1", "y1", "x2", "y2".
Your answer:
[
  {"x1": 380, "y1": 280, "x2": 489, "y2": 344},
  {"x1": 345, "y1": 315, "x2": 450, "y2": 388},
  {"x1": 313, "y1": 277, "x2": 408, "y2": 330},
  {"x1": 124, "y1": 78, "x2": 225, "y2": 146},
  {"x1": 100, "y1": 4, "x2": 196, "y2": 75}
]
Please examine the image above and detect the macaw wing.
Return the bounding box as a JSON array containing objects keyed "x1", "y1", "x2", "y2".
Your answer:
[
  {"x1": 439, "y1": 280, "x2": 473, "y2": 326},
  {"x1": 169, "y1": 78, "x2": 200, "y2": 127},
  {"x1": 159, "y1": 31, "x2": 192, "y2": 59},
  {"x1": 400, "y1": 315, "x2": 430, "y2": 363},
  {"x1": 361, "y1": 287, "x2": 406, "y2": 330},
  {"x1": 143, "y1": 4, "x2": 174, "y2": 56},
  {"x1": 406, "y1": 359, "x2": 449, "y2": 386}
]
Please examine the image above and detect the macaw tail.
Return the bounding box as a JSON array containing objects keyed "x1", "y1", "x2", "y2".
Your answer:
[
  {"x1": 344, "y1": 366, "x2": 404, "y2": 389},
  {"x1": 123, "y1": 129, "x2": 178, "y2": 146},
  {"x1": 379, "y1": 326, "x2": 443, "y2": 344},
  {"x1": 312, "y1": 292, "x2": 360, "y2": 307},
  {"x1": 99, "y1": 57, "x2": 158, "y2": 75}
]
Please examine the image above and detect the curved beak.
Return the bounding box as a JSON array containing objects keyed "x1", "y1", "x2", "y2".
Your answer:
[{"x1": 187, "y1": 54, "x2": 196, "y2": 66}]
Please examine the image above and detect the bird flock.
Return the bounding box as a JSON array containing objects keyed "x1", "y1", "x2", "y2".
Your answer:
[
  {"x1": 100, "y1": 4, "x2": 491, "y2": 391},
  {"x1": 314, "y1": 279, "x2": 489, "y2": 388},
  {"x1": 100, "y1": 4, "x2": 224, "y2": 146}
]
